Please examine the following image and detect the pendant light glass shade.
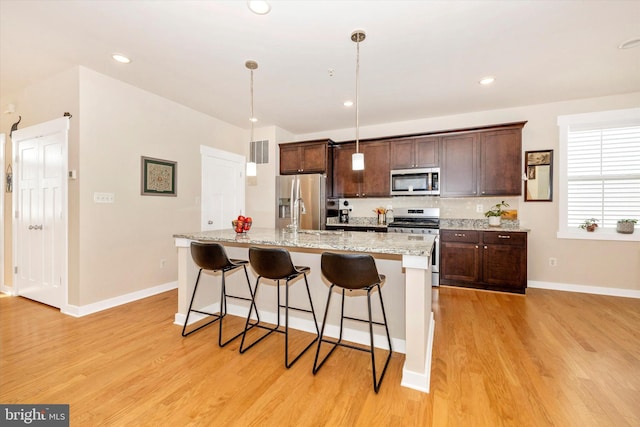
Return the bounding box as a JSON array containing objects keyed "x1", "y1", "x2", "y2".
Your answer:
[
  {"x1": 246, "y1": 60, "x2": 258, "y2": 177},
  {"x1": 351, "y1": 30, "x2": 366, "y2": 171},
  {"x1": 352, "y1": 152, "x2": 364, "y2": 170},
  {"x1": 246, "y1": 161, "x2": 257, "y2": 176}
]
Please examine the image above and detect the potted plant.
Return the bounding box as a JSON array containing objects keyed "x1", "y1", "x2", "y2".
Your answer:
[
  {"x1": 579, "y1": 218, "x2": 599, "y2": 232},
  {"x1": 484, "y1": 201, "x2": 509, "y2": 227},
  {"x1": 616, "y1": 219, "x2": 637, "y2": 234}
]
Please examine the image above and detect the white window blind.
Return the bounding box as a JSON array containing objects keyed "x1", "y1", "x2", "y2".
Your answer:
[
  {"x1": 567, "y1": 125, "x2": 640, "y2": 228},
  {"x1": 558, "y1": 107, "x2": 640, "y2": 241}
]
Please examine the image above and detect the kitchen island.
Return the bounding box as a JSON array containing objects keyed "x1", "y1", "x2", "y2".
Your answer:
[{"x1": 173, "y1": 227, "x2": 435, "y2": 393}]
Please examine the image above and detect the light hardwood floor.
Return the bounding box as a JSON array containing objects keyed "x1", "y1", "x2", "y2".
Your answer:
[{"x1": 1, "y1": 286, "x2": 639, "y2": 426}]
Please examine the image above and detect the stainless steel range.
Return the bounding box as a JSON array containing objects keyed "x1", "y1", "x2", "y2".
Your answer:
[{"x1": 387, "y1": 207, "x2": 440, "y2": 286}]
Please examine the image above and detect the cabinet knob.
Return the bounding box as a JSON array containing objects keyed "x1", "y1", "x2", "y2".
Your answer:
[
  {"x1": 475, "y1": 245, "x2": 479, "y2": 249},
  {"x1": 484, "y1": 245, "x2": 488, "y2": 249}
]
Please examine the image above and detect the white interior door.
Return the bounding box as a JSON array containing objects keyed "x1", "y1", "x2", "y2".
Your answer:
[
  {"x1": 13, "y1": 118, "x2": 68, "y2": 308},
  {"x1": 201, "y1": 145, "x2": 245, "y2": 231},
  {"x1": 0, "y1": 134, "x2": 4, "y2": 291}
]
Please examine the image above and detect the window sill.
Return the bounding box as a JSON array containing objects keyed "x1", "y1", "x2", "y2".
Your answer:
[{"x1": 557, "y1": 230, "x2": 640, "y2": 242}]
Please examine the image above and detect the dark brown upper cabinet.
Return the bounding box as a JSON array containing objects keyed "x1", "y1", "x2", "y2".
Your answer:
[
  {"x1": 390, "y1": 137, "x2": 439, "y2": 169},
  {"x1": 279, "y1": 139, "x2": 332, "y2": 175},
  {"x1": 331, "y1": 140, "x2": 390, "y2": 198},
  {"x1": 440, "y1": 123, "x2": 525, "y2": 197}
]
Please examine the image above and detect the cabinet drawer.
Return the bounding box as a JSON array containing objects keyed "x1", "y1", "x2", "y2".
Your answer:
[
  {"x1": 482, "y1": 231, "x2": 526, "y2": 246},
  {"x1": 441, "y1": 229, "x2": 479, "y2": 243}
]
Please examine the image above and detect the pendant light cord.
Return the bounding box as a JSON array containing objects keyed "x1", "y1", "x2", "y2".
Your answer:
[
  {"x1": 249, "y1": 70, "x2": 255, "y2": 146},
  {"x1": 355, "y1": 37, "x2": 360, "y2": 155}
]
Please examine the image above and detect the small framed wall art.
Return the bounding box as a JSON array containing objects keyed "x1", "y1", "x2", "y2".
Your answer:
[{"x1": 141, "y1": 156, "x2": 177, "y2": 196}]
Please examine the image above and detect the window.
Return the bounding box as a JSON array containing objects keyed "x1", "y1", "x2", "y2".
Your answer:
[{"x1": 557, "y1": 108, "x2": 640, "y2": 241}]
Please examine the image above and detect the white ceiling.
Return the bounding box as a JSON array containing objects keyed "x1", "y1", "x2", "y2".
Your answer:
[{"x1": 1, "y1": 0, "x2": 639, "y2": 135}]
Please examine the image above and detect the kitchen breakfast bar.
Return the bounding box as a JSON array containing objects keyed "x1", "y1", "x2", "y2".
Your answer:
[{"x1": 173, "y1": 227, "x2": 435, "y2": 393}]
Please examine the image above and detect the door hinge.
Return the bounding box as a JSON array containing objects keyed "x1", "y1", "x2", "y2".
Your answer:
[
  {"x1": 14, "y1": 266, "x2": 18, "y2": 274},
  {"x1": 15, "y1": 210, "x2": 19, "y2": 219}
]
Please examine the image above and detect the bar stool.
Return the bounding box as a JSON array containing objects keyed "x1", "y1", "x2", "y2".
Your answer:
[
  {"x1": 182, "y1": 241, "x2": 258, "y2": 347},
  {"x1": 313, "y1": 252, "x2": 392, "y2": 393},
  {"x1": 239, "y1": 247, "x2": 320, "y2": 368}
]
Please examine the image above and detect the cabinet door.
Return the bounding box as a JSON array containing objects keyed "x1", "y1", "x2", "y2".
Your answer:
[
  {"x1": 482, "y1": 231, "x2": 527, "y2": 292},
  {"x1": 482, "y1": 244, "x2": 526, "y2": 291},
  {"x1": 415, "y1": 137, "x2": 439, "y2": 167},
  {"x1": 479, "y1": 129, "x2": 522, "y2": 196},
  {"x1": 280, "y1": 145, "x2": 302, "y2": 174},
  {"x1": 300, "y1": 142, "x2": 327, "y2": 173},
  {"x1": 440, "y1": 241, "x2": 481, "y2": 283},
  {"x1": 279, "y1": 141, "x2": 328, "y2": 175},
  {"x1": 390, "y1": 139, "x2": 415, "y2": 169},
  {"x1": 361, "y1": 141, "x2": 390, "y2": 197},
  {"x1": 440, "y1": 134, "x2": 478, "y2": 196},
  {"x1": 332, "y1": 143, "x2": 360, "y2": 197}
]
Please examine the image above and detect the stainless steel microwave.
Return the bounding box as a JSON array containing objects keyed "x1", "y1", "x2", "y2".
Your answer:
[{"x1": 390, "y1": 168, "x2": 440, "y2": 196}]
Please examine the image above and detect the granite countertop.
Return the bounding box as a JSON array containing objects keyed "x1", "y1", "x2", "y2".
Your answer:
[
  {"x1": 326, "y1": 217, "x2": 387, "y2": 229},
  {"x1": 173, "y1": 227, "x2": 434, "y2": 257},
  {"x1": 440, "y1": 219, "x2": 530, "y2": 232},
  {"x1": 325, "y1": 222, "x2": 388, "y2": 230}
]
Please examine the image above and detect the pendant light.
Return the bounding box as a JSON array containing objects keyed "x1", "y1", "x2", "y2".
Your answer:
[
  {"x1": 246, "y1": 60, "x2": 258, "y2": 177},
  {"x1": 351, "y1": 30, "x2": 366, "y2": 171}
]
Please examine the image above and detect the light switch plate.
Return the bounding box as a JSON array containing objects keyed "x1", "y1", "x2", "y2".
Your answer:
[{"x1": 94, "y1": 192, "x2": 114, "y2": 203}]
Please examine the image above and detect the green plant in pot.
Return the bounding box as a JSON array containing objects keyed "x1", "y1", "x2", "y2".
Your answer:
[
  {"x1": 579, "y1": 218, "x2": 598, "y2": 232},
  {"x1": 484, "y1": 201, "x2": 509, "y2": 227},
  {"x1": 616, "y1": 219, "x2": 637, "y2": 234}
]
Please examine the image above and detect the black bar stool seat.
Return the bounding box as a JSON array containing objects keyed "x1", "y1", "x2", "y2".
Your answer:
[
  {"x1": 313, "y1": 252, "x2": 393, "y2": 393},
  {"x1": 240, "y1": 247, "x2": 320, "y2": 368},
  {"x1": 182, "y1": 242, "x2": 257, "y2": 347}
]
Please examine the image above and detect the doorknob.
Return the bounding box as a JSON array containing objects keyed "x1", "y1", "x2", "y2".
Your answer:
[
  {"x1": 208, "y1": 220, "x2": 213, "y2": 225},
  {"x1": 28, "y1": 225, "x2": 34, "y2": 230}
]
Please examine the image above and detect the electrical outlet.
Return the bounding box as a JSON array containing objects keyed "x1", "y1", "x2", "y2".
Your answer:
[
  {"x1": 476, "y1": 204, "x2": 483, "y2": 213},
  {"x1": 549, "y1": 257, "x2": 557, "y2": 267}
]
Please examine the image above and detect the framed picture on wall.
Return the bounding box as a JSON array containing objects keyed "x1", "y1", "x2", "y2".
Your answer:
[{"x1": 141, "y1": 156, "x2": 177, "y2": 196}]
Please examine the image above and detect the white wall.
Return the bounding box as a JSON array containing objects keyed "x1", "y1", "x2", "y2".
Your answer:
[
  {"x1": 245, "y1": 125, "x2": 295, "y2": 229},
  {"x1": 293, "y1": 92, "x2": 640, "y2": 292},
  {"x1": 75, "y1": 67, "x2": 247, "y2": 305}
]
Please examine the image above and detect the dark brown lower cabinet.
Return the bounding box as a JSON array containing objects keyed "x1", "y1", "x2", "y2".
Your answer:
[{"x1": 440, "y1": 229, "x2": 527, "y2": 294}]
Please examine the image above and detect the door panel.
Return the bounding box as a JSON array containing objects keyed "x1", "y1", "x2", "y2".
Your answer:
[
  {"x1": 201, "y1": 147, "x2": 245, "y2": 231},
  {"x1": 14, "y1": 118, "x2": 67, "y2": 309}
]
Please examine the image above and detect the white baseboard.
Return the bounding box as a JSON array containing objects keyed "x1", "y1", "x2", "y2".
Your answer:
[
  {"x1": 0, "y1": 285, "x2": 15, "y2": 296},
  {"x1": 63, "y1": 281, "x2": 178, "y2": 317},
  {"x1": 528, "y1": 280, "x2": 640, "y2": 299},
  {"x1": 175, "y1": 301, "x2": 407, "y2": 353}
]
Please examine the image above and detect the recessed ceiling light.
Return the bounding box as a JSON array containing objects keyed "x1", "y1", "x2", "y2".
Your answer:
[
  {"x1": 112, "y1": 54, "x2": 131, "y2": 64},
  {"x1": 248, "y1": 1, "x2": 271, "y2": 15},
  {"x1": 249, "y1": 117, "x2": 258, "y2": 123},
  {"x1": 343, "y1": 100, "x2": 354, "y2": 107},
  {"x1": 479, "y1": 76, "x2": 495, "y2": 85},
  {"x1": 618, "y1": 37, "x2": 640, "y2": 49}
]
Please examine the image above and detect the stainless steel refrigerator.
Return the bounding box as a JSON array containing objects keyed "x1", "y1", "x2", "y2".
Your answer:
[{"x1": 276, "y1": 174, "x2": 327, "y2": 230}]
